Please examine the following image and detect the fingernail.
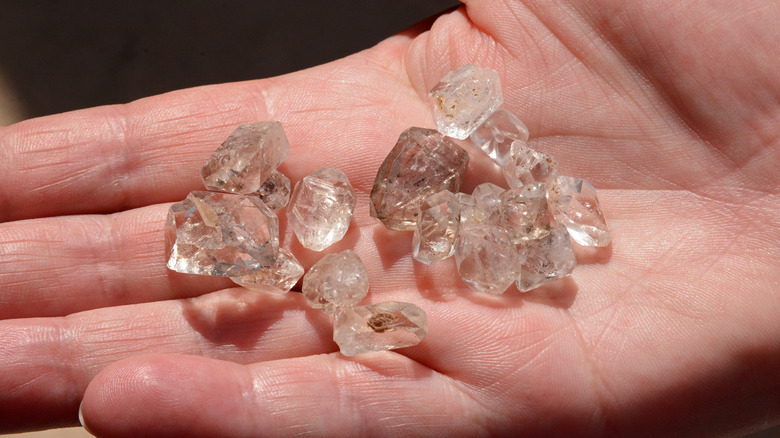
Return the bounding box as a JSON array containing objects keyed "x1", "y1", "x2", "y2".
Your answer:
[{"x1": 78, "y1": 401, "x2": 93, "y2": 435}]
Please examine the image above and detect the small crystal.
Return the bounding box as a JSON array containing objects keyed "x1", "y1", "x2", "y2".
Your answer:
[
  {"x1": 201, "y1": 122, "x2": 290, "y2": 194},
  {"x1": 165, "y1": 191, "x2": 279, "y2": 277},
  {"x1": 471, "y1": 183, "x2": 505, "y2": 226},
  {"x1": 302, "y1": 250, "x2": 369, "y2": 313},
  {"x1": 501, "y1": 183, "x2": 552, "y2": 243},
  {"x1": 548, "y1": 176, "x2": 611, "y2": 247},
  {"x1": 429, "y1": 64, "x2": 503, "y2": 140},
  {"x1": 515, "y1": 225, "x2": 577, "y2": 292},
  {"x1": 503, "y1": 141, "x2": 558, "y2": 188},
  {"x1": 333, "y1": 301, "x2": 428, "y2": 356},
  {"x1": 370, "y1": 127, "x2": 469, "y2": 231},
  {"x1": 287, "y1": 168, "x2": 356, "y2": 251},
  {"x1": 455, "y1": 225, "x2": 521, "y2": 294},
  {"x1": 412, "y1": 190, "x2": 460, "y2": 264},
  {"x1": 456, "y1": 193, "x2": 488, "y2": 227},
  {"x1": 469, "y1": 109, "x2": 529, "y2": 166},
  {"x1": 230, "y1": 248, "x2": 304, "y2": 292},
  {"x1": 253, "y1": 170, "x2": 291, "y2": 211}
]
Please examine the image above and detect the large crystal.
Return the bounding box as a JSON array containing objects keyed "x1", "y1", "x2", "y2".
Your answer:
[
  {"x1": 370, "y1": 127, "x2": 469, "y2": 231},
  {"x1": 429, "y1": 64, "x2": 503, "y2": 140},
  {"x1": 201, "y1": 122, "x2": 290, "y2": 194},
  {"x1": 471, "y1": 182, "x2": 505, "y2": 226},
  {"x1": 301, "y1": 250, "x2": 369, "y2": 313},
  {"x1": 515, "y1": 225, "x2": 577, "y2": 292},
  {"x1": 455, "y1": 225, "x2": 521, "y2": 294},
  {"x1": 469, "y1": 109, "x2": 529, "y2": 166},
  {"x1": 500, "y1": 183, "x2": 552, "y2": 243},
  {"x1": 333, "y1": 301, "x2": 428, "y2": 356},
  {"x1": 412, "y1": 190, "x2": 460, "y2": 264},
  {"x1": 548, "y1": 176, "x2": 611, "y2": 247},
  {"x1": 253, "y1": 170, "x2": 291, "y2": 211},
  {"x1": 165, "y1": 191, "x2": 279, "y2": 277},
  {"x1": 287, "y1": 168, "x2": 356, "y2": 251},
  {"x1": 230, "y1": 247, "x2": 304, "y2": 292},
  {"x1": 503, "y1": 141, "x2": 558, "y2": 188}
]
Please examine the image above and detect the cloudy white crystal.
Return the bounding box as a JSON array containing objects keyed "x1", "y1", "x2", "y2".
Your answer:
[{"x1": 302, "y1": 250, "x2": 369, "y2": 313}]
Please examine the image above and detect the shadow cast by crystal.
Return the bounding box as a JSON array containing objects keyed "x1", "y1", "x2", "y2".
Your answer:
[
  {"x1": 372, "y1": 226, "x2": 414, "y2": 270},
  {"x1": 515, "y1": 276, "x2": 579, "y2": 309},
  {"x1": 573, "y1": 241, "x2": 613, "y2": 265}
]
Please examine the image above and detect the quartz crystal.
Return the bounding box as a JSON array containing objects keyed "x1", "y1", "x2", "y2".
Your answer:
[
  {"x1": 471, "y1": 182, "x2": 505, "y2": 226},
  {"x1": 501, "y1": 183, "x2": 552, "y2": 243},
  {"x1": 503, "y1": 141, "x2": 558, "y2": 188},
  {"x1": 457, "y1": 193, "x2": 490, "y2": 228},
  {"x1": 455, "y1": 225, "x2": 521, "y2": 294},
  {"x1": 333, "y1": 301, "x2": 428, "y2": 356},
  {"x1": 165, "y1": 191, "x2": 279, "y2": 277},
  {"x1": 370, "y1": 127, "x2": 469, "y2": 231},
  {"x1": 201, "y1": 122, "x2": 290, "y2": 194},
  {"x1": 253, "y1": 170, "x2": 290, "y2": 211},
  {"x1": 429, "y1": 64, "x2": 503, "y2": 140},
  {"x1": 412, "y1": 190, "x2": 460, "y2": 264},
  {"x1": 302, "y1": 250, "x2": 369, "y2": 313},
  {"x1": 548, "y1": 176, "x2": 611, "y2": 247},
  {"x1": 230, "y1": 247, "x2": 304, "y2": 292},
  {"x1": 515, "y1": 225, "x2": 577, "y2": 292},
  {"x1": 469, "y1": 109, "x2": 530, "y2": 166},
  {"x1": 287, "y1": 168, "x2": 356, "y2": 251}
]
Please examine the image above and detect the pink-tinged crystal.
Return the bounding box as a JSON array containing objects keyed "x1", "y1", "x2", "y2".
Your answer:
[
  {"x1": 429, "y1": 64, "x2": 503, "y2": 139},
  {"x1": 333, "y1": 301, "x2": 428, "y2": 356},
  {"x1": 231, "y1": 248, "x2": 304, "y2": 292},
  {"x1": 548, "y1": 176, "x2": 611, "y2": 247},
  {"x1": 515, "y1": 225, "x2": 576, "y2": 292},
  {"x1": 302, "y1": 250, "x2": 369, "y2": 313},
  {"x1": 412, "y1": 190, "x2": 460, "y2": 264},
  {"x1": 470, "y1": 109, "x2": 529, "y2": 166},
  {"x1": 503, "y1": 141, "x2": 558, "y2": 188},
  {"x1": 500, "y1": 183, "x2": 552, "y2": 243},
  {"x1": 253, "y1": 170, "x2": 291, "y2": 211},
  {"x1": 455, "y1": 225, "x2": 521, "y2": 294}
]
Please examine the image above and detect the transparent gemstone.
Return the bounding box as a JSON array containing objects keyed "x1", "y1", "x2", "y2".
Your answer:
[
  {"x1": 301, "y1": 250, "x2": 369, "y2": 313},
  {"x1": 333, "y1": 301, "x2": 428, "y2": 356},
  {"x1": 501, "y1": 183, "x2": 552, "y2": 243},
  {"x1": 455, "y1": 225, "x2": 521, "y2": 294},
  {"x1": 165, "y1": 191, "x2": 279, "y2": 277},
  {"x1": 469, "y1": 109, "x2": 529, "y2": 166},
  {"x1": 253, "y1": 170, "x2": 291, "y2": 211},
  {"x1": 471, "y1": 182, "x2": 505, "y2": 226},
  {"x1": 201, "y1": 122, "x2": 290, "y2": 194},
  {"x1": 429, "y1": 64, "x2": 503, "y2": 140},
  {"x1": 370, "y1": 127, "x2": 469, "y2": 231},
  {"x1": 287, "y1": 168, "x2": 356, "y2": 251},
  {"x1": 456, "y1": 193, "x2": 488, "y2": 228},
  {"x1": 503, "y1": 141, "x2": 558, "y2": 188},
  {"x1": 412, "y1": 190, "x2": 460, "y2": 264},
  {"x1": 548, "y1": 176, "x2": 611, "y2": 247},
  {"x1": 230, "y1": 248, "x2": 304, "y2": 292},
  {"x1": 515, "y1": 225, "x2": 577, "y2": 292}
]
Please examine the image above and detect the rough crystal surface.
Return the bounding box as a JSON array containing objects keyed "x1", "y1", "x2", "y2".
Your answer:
[
  {"x1": 501, "y1": 183, "x2": 552, "y2": 243},
  {"x1": 302, "y1": 250, "x2": 369, "y2": 313},
  {"x1": 231, "y1": 247, "x2": 303, "y2": 292},
  {"x1": 455, "y1": 225, "x2": 521, "y2": 294},
  {"x1": 201, "y1": 122, "x2": 290, "y2": 194},
  {"x1": 457, "y1": 193, "x2": 488, "y2": 228},
  {"x1": 253, "y1": 170, "x2": 291, "y2": 211},
  {"x1": 287, "y1": 168, "x2": 356, "y2": 251},
  {"x1": 515, "y1": 225, "x2": 577, "y2": 292},
  {"x1": 165, "y1": 191, "x2": 279, "y2": 277},
  {"x1": 333, "y1": 301, "x2": 428, "y2": 356},
  {"x1": 429, "y1": 64, "x2": 503, "y2": 140},
  {"x1": 370, "y1": 127, "x2": 469, "y2": 231},
  {"x1": 548, "y1": 176, "x2": 611, "y2": 247},
  {"x1": 412, "y1": 190, "x2": 460, "y2": 264},
  {"x1": 503, "y1": 141, "x2": 558, "y2": 188},
  {"x1": 469, "y1": 109, "x2": 530, "y2": 166},
  {"x1": 471, "y1": 182, "x2": 505, "y2": 226}
]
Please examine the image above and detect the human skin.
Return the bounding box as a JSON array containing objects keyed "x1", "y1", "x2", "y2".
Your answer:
[{"x1": 0, "y1": 0, "x2": 779, "y2": 436}]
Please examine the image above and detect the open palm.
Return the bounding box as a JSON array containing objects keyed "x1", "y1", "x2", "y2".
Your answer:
[{"x1": 1, "y1": 1, "x2": 779, "y2": 436}]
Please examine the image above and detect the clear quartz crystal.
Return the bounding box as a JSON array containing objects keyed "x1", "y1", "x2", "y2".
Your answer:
[
  {"x1": 429, "y1": 64, "x2": 504, "y2": 140},
  {"x1": 165, "y1": 191, "x2": 279, "y2": 277},
  {"x1": 503, "y1": 141, "x2": 558, "y2": 188},
  {"x1": 515, "y1": 224, "x2": 577, "y2": 292},
  {"x1": 201, "y1": 122, "x2": 290, "y2": 194},
  {"x1": 501, "y1": 183, "x2": 552, "y2": 243},
  {"x1": 412, "y1": 190, "x2": 460, "y2": 264},
  {"x1": 370, "y1": 127, "x2": 469, "y2": 231},
  {"x1": 253, "y1": 170, "x2": 291, "y2": 211},
  {"x1": 287, "y1": 168, "x2": 356, "y2": 251},
  {"x1": 469, "y1": 109, "x2": 529, "y2": 166},
  {"x1": 457, "y1": 193, "x2": 488, "y2": 227},
  {"x1": 333, "y1": 301, "x2": 428, "y2": 356},
  {"x1": 548, "y1": 176, "x2": 611, "y2": 247},
  {"x1": 302, "y1": 250, "x2": 369, "y2": 313},
  {"x1": 471, "y1": 182, "x2": 505, "y2": 226},
  {"x1": 230, "y1": 247, "x2": 304, "y2": 292},
  {"x1": 455, "y1": 224, "x2": 521, "y2": 294}
]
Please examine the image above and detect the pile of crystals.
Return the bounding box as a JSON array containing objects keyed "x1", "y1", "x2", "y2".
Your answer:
[
  {"x1": 370, "y1": 64, "x2": 611, "y2": 294},
  {"x1": 164, "y1": 121, "x2": 427, "y2": 355}
]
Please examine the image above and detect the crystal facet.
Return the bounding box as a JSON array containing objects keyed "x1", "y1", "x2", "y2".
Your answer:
[
  {"x1": 201, "y1": 122, "x2": 290, "y2": 194},
  {"x1": 165, "y1": 191, "x2": 279, "y2": 277},
  {"x1": 253, "y1": 170, "x2": 291, "y2": 211},
  {"x1": 429, "y1": 64, "x2": 503, "y2": 140},
  {"x1": 503, "y1": 141, "x2": 558, "y2": 188},
  {"x1": 471, "y1": 182, "x2": 505, "y2": 226},
  {"x1": 230, "y1": 247, "x2": 304, "y2": 292},
  {"x1": 548, "y1": 176, "x2": 611, "y2": 247},
  {"x1": 370, "y1": 127, "x2": 469, "y2": 231},
  {"x1": 412, "y1": 190, "x2": 460, "y2": 264},
  {"x1": 515, "y1": 225, "x2": 577, "y2": 292},
  {"x1": 287, "y1": 168, "x2": 356, "y2": 251},
  {"x1": 455, "y1": 225, "x2": 521, "y2": 294},
  {"x1": 500, "y1": 183, "x2": 552, "y2": 243},
  {"x1": 301, "y1": 250, "x2": 369, "y2": 313},
  {"x1": 333, "y1": 301, "x2": 428, "y2": 356},
  {"x1": 457, "y1": 193, "x2": 488, "y2": 228},
  {"x1": 470, "y1": 109, "x2": 530, "y2": 166}
]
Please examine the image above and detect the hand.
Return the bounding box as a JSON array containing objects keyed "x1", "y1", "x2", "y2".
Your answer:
[{"x1": 2, "y1": 0, "x2": 779, "y2": 435}]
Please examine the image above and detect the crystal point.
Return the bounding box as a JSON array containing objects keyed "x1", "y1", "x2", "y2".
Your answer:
[
  {"x1": 333, "y1": 301, "x2": 428, "y2": 356},
  {"x1": 501, "y1": 183, "x2": 552, "y2": 243},
  {"x1": 471, "y1": 182, "x2": 505, "y2": 226},
  {"x1": 516, "y1": 225, "x2": 577, "y2": 292},
  {"x1": 231, "y1": 248, "x2": 304, "y2": 292},
  {"x1": 253, "y1": 170, "x2": 291, "y2": 211},
  {"x1": 302, "y1": 250, "x2": 369, "y2": 313},
  {"x1": 455, "y1": 225, "x2": 520, "y2": 294},
  {"x1": 412, "y1": 190, "x2": 460, "y2": 264},
  {"x1": 470, "y1": 109, "x2": 529, "y2": 166},
  {"x1": 429, "y1": 64, "x2": 503, "y2": 139},
  {"x1": 503, "y1": 141, "x2": 558, "y2": 188},
  {"x1": 548, "y1": 176, "x2": 611, "y2": 247}
]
